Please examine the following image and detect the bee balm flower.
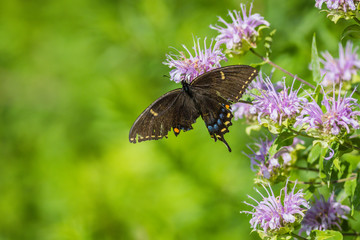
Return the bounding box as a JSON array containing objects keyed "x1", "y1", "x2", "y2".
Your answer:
[
  {"x1": 242, "y1": 180, "x2": 309, "y2": 236},
  {"x1": 163, "y1": 38, "x2": 227, "y2": 83}
]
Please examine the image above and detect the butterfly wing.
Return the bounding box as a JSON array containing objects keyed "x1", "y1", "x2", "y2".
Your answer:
[
  {"x1": 189, "y1": 65, "x2": 258, "y2": 152},
  {"x1": 190, "y1": 65, "x2": 258, "y2": 103},
  {"x1": 129, "y1": 89, "x2": 200, "y2": 143},
  {"x1": 191, "y1": 90, "x2": 234, "y2": 151}
]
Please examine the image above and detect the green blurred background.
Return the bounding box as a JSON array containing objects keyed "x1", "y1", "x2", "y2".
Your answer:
[{"x1": 0, "y1": 0, "x2": 350, "y2": 239}]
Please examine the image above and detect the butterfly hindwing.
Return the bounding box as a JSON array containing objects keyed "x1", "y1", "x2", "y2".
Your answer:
[
  {"x1": 129, "y1": 89, "x2": 200, "y2": 143},
  {"x1": 190, "y1": 65, "x2": 258, "y2": 103},
  {"x1": 192, "y1": 90, "x2": 234, "y2": 151}
]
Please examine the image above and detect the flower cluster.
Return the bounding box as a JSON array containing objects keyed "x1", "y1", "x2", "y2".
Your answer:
[
  {"x1": 249, "y1": 76, "x2": 307, "y2": 132},
  {"x1": 242, "y1": 180, "x2": 309, "y2": 236},
  {"x1": 164, "y1": 3, "x2": 269, "y2": 83},
  {"x1": 163, "y1": 38, "x2": 226, "y2": 83},
  {"x1": 232, "y1": 71, "x2": 284, "y2": 121},
  {"x1": 315, "y1": 0, "x2": 359, "y2": 12},
  {"x1": 159, "y1": 3, "x2": 360, "y2": 238},
  {"x1": 319, "y1": 41, "x2": 360, "y2": 87},
  {"x1": 210, "y1": 3, "x2": 269, "y2": 53},
  {"x1": 294, "y1": 85, "x2": 360, "y2": 139},
  {"x1": 300, "y1": 193, "x2": 350, "y2": 235},
  {"x1": 245, "y1": 136, "x2": 303, "y2": 182},
  {"x1": 315, "y1": 0, "x2": 360, "y2": 22}
]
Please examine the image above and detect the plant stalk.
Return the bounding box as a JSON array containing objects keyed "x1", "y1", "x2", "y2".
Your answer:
[{"x1": 250, "y1": 48, "x2": 316, "y2": 89}]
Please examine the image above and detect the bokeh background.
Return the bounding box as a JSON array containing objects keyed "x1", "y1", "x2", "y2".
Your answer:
[{"x1": 0, "y1": 0, "x2": 352, "y2": 239}]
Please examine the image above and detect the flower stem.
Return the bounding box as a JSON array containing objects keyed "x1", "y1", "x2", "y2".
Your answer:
[
  {"x1": 292, "y1": 166, "x2": 318, "y2": 172},
  {"x1": 288, "y1": 128, "x2": 313, "y2": 139},
  {"x1": 250, "y1": 48, "x2": 316, "y2": 89},
  {"x1": 354, "y1": 17, "x2": 360, "y2": 25},
  {"x1": 342, "y1": 232, "x2": 360, "y2": 236},
  {"x1": 290, "y1": 232, "x2": 307, "y2": 240},
  {"x1": 289, "y1": 173, "x2": 357, "y2": 186}
]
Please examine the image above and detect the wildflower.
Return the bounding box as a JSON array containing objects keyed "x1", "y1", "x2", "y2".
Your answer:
[
  {"x1": 300, "y1": 193, "x2": 350, "y2": 236},
  {"x1": 315, "y1": 0, "x2": 360, "y2": 23},
  {"x1": 163, "y1": 38, "x2": 226, "y2": 83},
  {"x1": 319, "y1": 41, "x2": 360, "y2": 87},
  {"x1": 294, "y1": 85, "x2": 360, "y2": 138},
  {"x1": 245, "y1": 137, "x2": 303, "y2": 181},
  {"x1": 232, "y1": 71, "x2": 283, "y2": 121},
  {"x1": 249, "y1": 77, "x2": 307, "y2": 129},
  {"x1": 315, "y1": 0, "x2": 358, "y2": 12},
  {"x1": 242, "y1": 180, "x2": 309, "y2": 236},
  {"x1": 210, "y1": 3, "x2": 269, "y2": 53}
]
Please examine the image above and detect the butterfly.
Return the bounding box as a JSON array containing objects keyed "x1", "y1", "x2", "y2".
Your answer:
[{"x1": 129, "y1": 65, "x2": 258, "y2": 152}]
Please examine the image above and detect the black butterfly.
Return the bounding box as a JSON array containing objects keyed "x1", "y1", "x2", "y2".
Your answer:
[{"x1": 129, "y1": 65, "x2": 258, "y2": 152}]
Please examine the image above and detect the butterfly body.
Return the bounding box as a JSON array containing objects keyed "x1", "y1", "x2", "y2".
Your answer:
[{"x1": 129, "y1": 65, "x2": 258, "y2": 152}]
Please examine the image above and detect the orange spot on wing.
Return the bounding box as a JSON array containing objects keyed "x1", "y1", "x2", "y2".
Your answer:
[{"x1": 174, "y1": 127, "x2": 180, "y2": 133}]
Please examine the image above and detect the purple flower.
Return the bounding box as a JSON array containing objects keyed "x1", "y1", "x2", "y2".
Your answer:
[
  {"x1": 300, "y1": 193, "x2": 350, "y2": 235},
  {"x1": 315, "y1": 0, "x2": 359, "y2": 12},
  {"x1": 294, "y1": 85, "x2": 360, "y2": 137},
  {"x1": 242, "y1": 180, "x2": 309, "y2": 235},
  {"x1": 232, "y1": 102, "x2": 253, "y2": 121},
  {"x1": 232, "y1": 71, "x2": 267, "y2": 121},
  {"x1": 250, "y1": 77, "x2": 307, "y2": 126},
  {"x1": 210, "y1": 3, "x2": 269, "y2": 51},
  {"x1": 245, "y1": 137, "x2": 303, "y2": 181},
  {"x1": 232, "y1": 71, "x2": 283, "y2": 121},
  {"x1": 163, "y1": 38, "x2": 227, "y2": 83},
  {"x1": 319, "y1": 41, "x2": 360, "y2": 86}
]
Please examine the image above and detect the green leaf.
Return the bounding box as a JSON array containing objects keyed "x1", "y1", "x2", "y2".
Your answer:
[
  {"x1": 341, "y1": 24, "x2": 360, "y2": 40},
  {"x1": 323, "y1": 142, "x2": 339, "y2": 182},
  {"x1": 350, "y1": 137, "x2": 360, "y2": 149},
  {"x1": 265, "y1": 29, "x2": 276, "y2": 58},
  {"x1": 311, "y1": 34, "x2": 322, "y2": 84},
  {"x1": 268, "y1": 130, "x2": 295, "y2": 157},
  {"x1": 310, "y1": 230, "x2": 343, "y2": 240},
  {"x1": 307, "y1": 142, "x2": 322, "y2": 164},
  {"x1": 344, "y1": 178, "x2": 356, "y2": 196},
  {"x1": 323, "y1": 155, "x2": 334, "y2": 182},
  {"x1": 304, "y1": 185, "x2": 316, "y2": 200},
  {"x1": 314, "y1": 84, "x2": 324, "y2": 107},
  {"x1": 333, "y1": 157, "x2": 341, "y2": 173},
  {"x1": 353, "y1": 170, "x2": 360, "y2": 211},
  {"x1": 313, "y1": 140, "x2": 329, "y2": 175},
  {"x1": 344, "y1": 177, "x2": 356, "y2": 211}
]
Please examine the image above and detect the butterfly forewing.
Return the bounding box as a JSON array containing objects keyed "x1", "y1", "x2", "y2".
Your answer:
[
  {"x1": 129, "y1": 89, "x2": 200, "y2": 143},
  {"x1": 190, "y1": 65, "x2": 258, "y2": 103}
]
